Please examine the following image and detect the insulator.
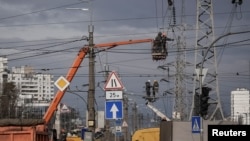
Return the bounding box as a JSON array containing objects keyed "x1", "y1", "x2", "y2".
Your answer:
[
  {"x1": 168, "y1": 0, "x2": 173, "y2": 6},
  {"x1": 239, "y1": 0, "x2": 243, "y2": 5},
  {"x1": 173, "y1": 6, "x2": 176, "y2": 25}
]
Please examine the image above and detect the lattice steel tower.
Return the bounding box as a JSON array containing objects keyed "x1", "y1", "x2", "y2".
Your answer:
[
  {"x1": 161, "y1": 0, "x2": 189, "y2": 121},
  {"x1": 189, "y1": 0, "x2": 224, "y2": 120}
]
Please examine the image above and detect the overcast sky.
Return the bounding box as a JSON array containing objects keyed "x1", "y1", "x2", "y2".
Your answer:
[{"x1": 0, "y1": 0, "x2": 250, "y2": 120}]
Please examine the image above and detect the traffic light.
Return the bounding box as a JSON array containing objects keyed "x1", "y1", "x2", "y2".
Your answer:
[
  {"x1": 194, "y1": 93, "x2": 200, "y2": 116},
  {"x1": 232, "y1": 0, "x2": 243, "y2": 5},
  {"x1": 200, "y1": 87, "x2": 211, "y2": 118},
  {"x1": 168, "y1": 0, "x2": 173, "y2": 6}
]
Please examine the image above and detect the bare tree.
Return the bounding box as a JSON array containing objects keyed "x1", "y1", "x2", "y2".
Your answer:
[{"x1": 0, "y1": 82, "x2": 18, "y2": 118}]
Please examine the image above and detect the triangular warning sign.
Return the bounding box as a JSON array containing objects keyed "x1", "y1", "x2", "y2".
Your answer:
[
  {"x1": 61, "y1": 104, "x2": 70, "y2": 113},
  {"x1": 122, "y1": 121, "x2": 128, "y2": 127},
  {"x1": 104, "y1": 71, "x2": 124, "y2": 90}
]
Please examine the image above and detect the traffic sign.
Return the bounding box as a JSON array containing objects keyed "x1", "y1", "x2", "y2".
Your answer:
[
  {"x1": 115, "y1": 119, "x2": 122, "y2": 136},
  {"x1": 54, "y1": 76, "x2": 70, "y2": 91},
  {"x1": 61, "y1": 104, "x2": 70, "y2": 113},
  {"x1": 122, "y1": 121, "x2": 128, "y2": 127},
  {"x1": 105, "y1": 100, "x2": 123, "y2": 119},
  {"x1": 116, "y1": 126, "x2": 122, "y2": 132},
  {"x1": 104, "y1": 71, "x2": 124, "y2": 91},
  {"x1": 116, "y1": 119, "x2": 122, "y2": 125},
  {"x1": 192, "y1": 116, "x2": 201, "y2": 133},
  {"x1": 106, "y1": 91, "x2": 123, "y2": 100}
]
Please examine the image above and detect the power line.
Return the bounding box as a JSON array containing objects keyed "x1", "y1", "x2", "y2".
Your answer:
[
  {"x1": 0, "y1": 1, "x2": 88, "y2": 22},
  {"x1": 3, "y1": 36, "x2": 250, "y2": 63},
  {"x1": 1, "y1": 39, "x2": 84, "y2": 59}
]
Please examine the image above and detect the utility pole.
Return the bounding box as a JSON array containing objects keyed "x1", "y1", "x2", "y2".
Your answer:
[
  {"x1": 66, "y1": 2, "x2": 96, "y2": 138},
  {"x1": 132, "y1": 102, "x2": 137, "y2": 132},
  {"x1": 87, "y1": 23, "x2": 96, "y2": 135},
  {"x1": 123, "y1": 95, "x2": 129, "y2": 141},
  {"x1": 87, "y1": 0, "x2": 95, "y2": 137},
  {"x1": 103, "y1": 65, "x2": 110, "y2": 141}
]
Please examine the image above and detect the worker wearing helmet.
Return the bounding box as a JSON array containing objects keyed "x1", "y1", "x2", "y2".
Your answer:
[
  {"x1": 153, "y1": 32, "x2": 163, "y2": 53},
  {"x1": 152, "y1": 80, "x2": 159, "y2": 97},
  {"x1": 161, "y1": 32, "x2": 174, "y2": 54},
  {"x1": 60, "y1": 129, "x2": 67, "y2": 141}
]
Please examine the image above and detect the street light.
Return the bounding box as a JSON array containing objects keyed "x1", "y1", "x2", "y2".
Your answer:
[{"x1": 66, "y1": 8, "x2": 89, "y2": 11}]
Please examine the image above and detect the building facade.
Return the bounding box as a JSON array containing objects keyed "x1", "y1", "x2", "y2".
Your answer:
[
  {"x1": 0, "y1": 57, "x2": 8, "y2": 96},
  {"x1": 8, "y1": 65, "x2": 55, "y2": 118},
  {"x1": 231, "y1": 88, "x2": 250, "y2": 124},
  {"x1": 0, "y1": 57, "x2": 55, "y2": 118},
  {"x1": 9, "y1": 65, "x2": 54, "y2": 104}
]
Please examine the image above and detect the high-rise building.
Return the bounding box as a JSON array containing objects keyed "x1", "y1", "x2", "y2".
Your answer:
[
  {"x1": 9, "y1": 65, "x2": 54, "y2": 105},
  {"x1": 231, "y1": 88, "x2": 250, "y2": 124}
]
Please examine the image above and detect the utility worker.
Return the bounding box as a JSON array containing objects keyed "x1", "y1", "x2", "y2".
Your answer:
[
  {"x1": 145, "y1": 80, "x2": 151, "y2": 97},
  {"x1": 152, "y1": 80, "x2": 159, "y2": 97},
  {"x1": 153, "y1": 32, "x2": 163, "y2": 53},
  {"x1": 161, "y1": 32, "x2": 174, "y2": 53},
  {"x1": 60, "y1": 129, "x2": 67, "y2": 141}
]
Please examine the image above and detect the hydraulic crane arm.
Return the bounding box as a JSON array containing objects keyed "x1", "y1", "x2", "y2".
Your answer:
[
  {"x1": 43, "y1": 47, "x2": 89, "y2": 124},
  {"x1": 43, "y1": 38, "x2": 154, "y2": 124},
  {"x1": 94, "y1": 39, "x2": 153, "y2": 48},
  {"x1": 146, "y1": 102, "x2": 170, "y2": 121}
]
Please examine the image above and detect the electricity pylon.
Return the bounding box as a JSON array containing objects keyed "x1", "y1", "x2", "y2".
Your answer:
[{"x1": 189, "y1": 0, "x2": 224, "y2": 120}]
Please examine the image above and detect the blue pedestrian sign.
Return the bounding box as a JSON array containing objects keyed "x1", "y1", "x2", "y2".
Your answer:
[
  {"x1": 105, "y1": 100, "x2": 123, "y2": 119},
  {"x1": 192, "y1": 116, "x2": 201, "y2": 133}
]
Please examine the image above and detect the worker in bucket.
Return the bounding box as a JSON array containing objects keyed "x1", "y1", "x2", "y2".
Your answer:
[{"x1": 161, "y1": 32, "x2": 174, "y2": 54}]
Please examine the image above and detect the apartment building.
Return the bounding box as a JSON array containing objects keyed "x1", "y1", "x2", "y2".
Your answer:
[
  {"x1": 9, "y1": 65, "x2": 54, "y2": 104},
  {"x1": 231, "y1": 88, "x2": 250, "y2": 124}
]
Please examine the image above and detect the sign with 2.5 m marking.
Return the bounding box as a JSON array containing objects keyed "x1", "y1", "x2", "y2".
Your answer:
[{"x1": 106, "y1": 91, "x2": 123, "y2": 100}]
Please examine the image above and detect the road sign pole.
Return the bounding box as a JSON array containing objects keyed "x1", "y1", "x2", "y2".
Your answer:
[{"x1": 115, "y1": 119, "x2": 117, "y2": 141}]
